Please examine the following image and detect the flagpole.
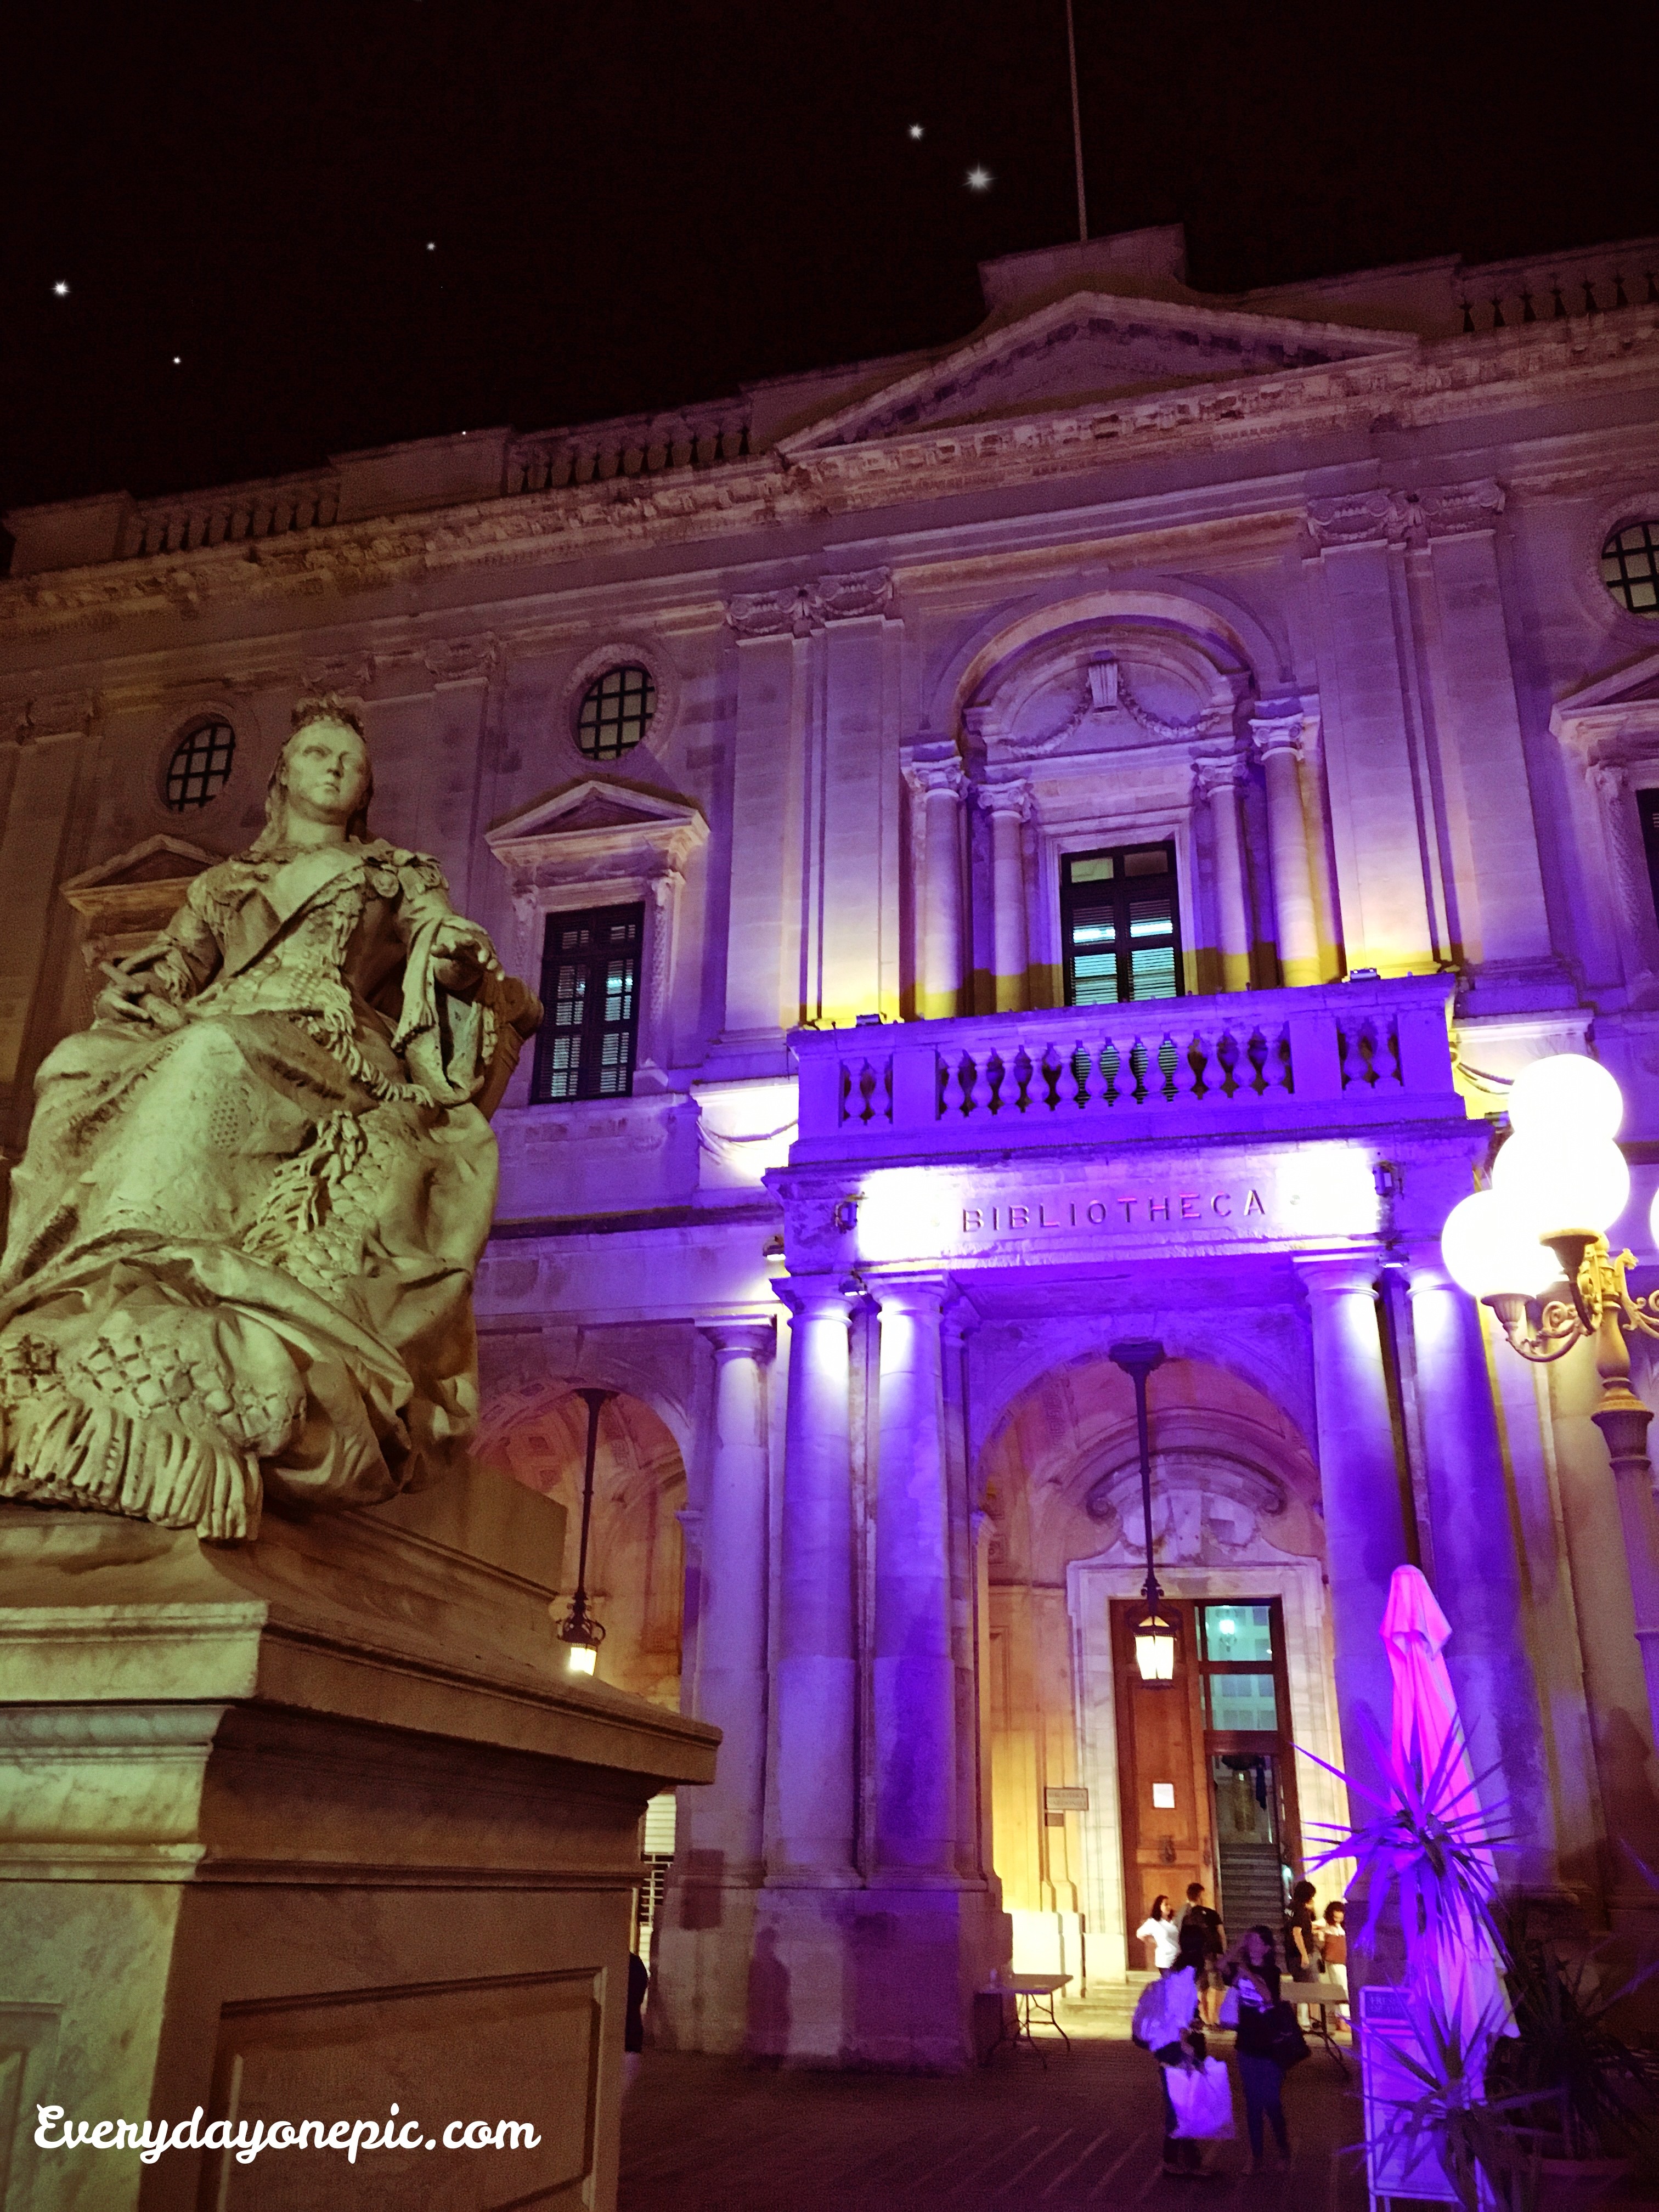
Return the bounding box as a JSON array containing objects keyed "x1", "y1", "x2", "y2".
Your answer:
[{"x1": 1065, "y1": 0, "x2": 1089, "y2": 242}]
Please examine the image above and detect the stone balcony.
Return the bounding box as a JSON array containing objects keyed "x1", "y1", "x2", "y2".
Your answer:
[{"x1": 788, "y1": 974, "x2": 1464, "y2": 1169}]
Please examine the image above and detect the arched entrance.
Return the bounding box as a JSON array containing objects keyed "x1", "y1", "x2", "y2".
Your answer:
[
  {"x1": 976, "y1": 1350, "x2": 1351, "y2": 1982},
  {"x1": 476, "y1": 1385, "x2": 688, "y2": 1709}
]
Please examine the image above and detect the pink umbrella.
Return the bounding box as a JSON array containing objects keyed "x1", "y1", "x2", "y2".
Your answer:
[{"x1": 1380, "y1": 1564, "x2": 1513, "y2": 2049}]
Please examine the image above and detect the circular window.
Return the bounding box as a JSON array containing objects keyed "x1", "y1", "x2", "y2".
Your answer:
[
  {"x1": 163, "y1": 717, "x2": 236, "y2": 810},
  {"x1": 575, "y1": 664, "x2": 657, "y2": 760},
  {"x1": 1601, "y1": 521, "x2": 1659, "y2": 616}
]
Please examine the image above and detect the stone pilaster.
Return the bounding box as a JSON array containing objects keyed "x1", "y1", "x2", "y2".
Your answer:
[
  {"x1": 1305, "y1": 494, "x2": 1439, "y2": 975},
  {"x1": 656, "y1": 1321, "x2": 776, "y2": 2053},
  {"x1": 980, "y1": 783, "x2": 1031, "y2": 1013},
  {"x1": 1193, "y1": 752, "x2": 1251, "y2": 991},
  {"x1": 906, "y1": 749, "x2": 967, "y2": 1021},
  {"x1": 871, "y1": 1277, "x2": 958, "y2": 1880},
  {"x1": 1251, "y1": 713, "x2": 1323, "y2": 988},
  {"x1": 767, "y1": 1279, "x2": 858, "y2": 1881}
]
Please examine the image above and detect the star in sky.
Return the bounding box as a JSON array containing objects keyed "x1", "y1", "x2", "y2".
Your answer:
[
  {"x1": 966, "y1": 166, "x2": 992, "y2": 191},
  {"x1": 909, "y1": 124, "x2": 924, "y2": 139},
  {"x1": 52, "y1": 281, "x2": 69, "y2": 296}
]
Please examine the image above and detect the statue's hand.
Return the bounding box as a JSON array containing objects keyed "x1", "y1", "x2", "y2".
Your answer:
[
  {"x1": 95, "y1": 962, "x2": 187, "y2": 1031},
  {"x1": 431, "y1": 921, "x2": 504, "y2": 993}
]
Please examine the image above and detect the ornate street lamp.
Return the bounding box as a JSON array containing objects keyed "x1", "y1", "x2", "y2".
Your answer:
[
  {"x1": 557, "y1": 1388, "x2": 613, "y2": 1675},
  {"x1": 1440, "y1": 1052, "x2": 1659, "y2": 1726},
  {"x1": 1110, "y1": 1339, "x2": 1176, "y2": 1683}
]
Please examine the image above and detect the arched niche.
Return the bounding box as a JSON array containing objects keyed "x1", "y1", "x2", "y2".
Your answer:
[
  {"x1": 476, "y1": 1384, "x2": 687, "y2": 1708},
  {"x1": 920, "y1": 579, "x2": 1290, "y2": 751},
  {"x1": 975, "y1": 1350, "x2": 1324, "y2": 1584},
  {"x1": 970, "y1": 1347, "x2": 1348, "y2": 1980}
]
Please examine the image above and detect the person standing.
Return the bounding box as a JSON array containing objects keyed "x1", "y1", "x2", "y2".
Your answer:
[
  {"x1": 622, "y1": 1950, "x2": 650, "y2": 2103},
  {"x1": 1177, "y1": 1881, "x2": 1226, "y2": 2025},
  {"x1": 1285, "y1": 1880, "x2": 1319, "y2": 1983},
  {"x1": 1135, "y1": 1894, "x2": 1181, "y2": 1973},
  {"x1": 1227, "y1": 1926, "x2": 1293, "y2": 2174},
  {"x1": 1319, "y1": 1900, "x2": 1349, "y2": 2024},
  {"x1": 1132, "y1": 1966, "x2": 1211, "y2": 2176}
]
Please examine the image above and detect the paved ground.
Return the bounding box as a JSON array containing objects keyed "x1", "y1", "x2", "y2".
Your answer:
[{"x1": 621, "y1": 1992, "x2": 1369, "y2": 2211}]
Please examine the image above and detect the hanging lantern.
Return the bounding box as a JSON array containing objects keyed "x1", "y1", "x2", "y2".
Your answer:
[
  {"x1": 556, "y1": 1389, "x2": 612, "y2": 1678},
  {"x1": 1110, "y1": 1340, "x2": 1176, "y2": 1686},
  {"x1": 1134, "y1": 1605, "x2": 1178, "y2": 1684}
]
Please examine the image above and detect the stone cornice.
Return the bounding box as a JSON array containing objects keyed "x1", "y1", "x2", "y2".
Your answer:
[{"x1": 3, "y1": 312, "x2": 1657, "y2": 641}]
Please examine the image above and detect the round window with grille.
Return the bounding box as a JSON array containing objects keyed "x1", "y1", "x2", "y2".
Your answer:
[
  {"x1": 575, "y1": 664, "x2": 657, "y2": 760},
  {"x1": 163, "y1": 717, "x2": 236, "y2": 810},
  {"x1": 1601, "y1": 521, "x2": 1659, "y2": 616}
]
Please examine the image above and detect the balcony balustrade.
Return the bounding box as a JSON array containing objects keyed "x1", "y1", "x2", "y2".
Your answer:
[{"x1": 789, "y1": 975, "x2": 1461, "y2": 1164}]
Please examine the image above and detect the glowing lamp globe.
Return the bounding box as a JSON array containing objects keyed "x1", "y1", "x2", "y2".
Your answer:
[
  {"x1": 1490, "y1": 1131, "x2": 1630, "y2": 1239},
  {"x1": 1440, "y1": 1189, "x2": 1559, "y2": 1300},
  {"x1": 1506, "y1": 1053, "x2": 1624, "y2": 1146},
  {"x1": 1133, "y1": 1607, "x2": 1177, "y2": 1683},
  {"x1": 565, "y1": 1641, "x2": 599, "y2": 1677}
]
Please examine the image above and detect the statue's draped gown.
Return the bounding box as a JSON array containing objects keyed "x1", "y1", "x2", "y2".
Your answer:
[{"x1": 0, "y1": 838, "x2": 505, "y2": 1539}]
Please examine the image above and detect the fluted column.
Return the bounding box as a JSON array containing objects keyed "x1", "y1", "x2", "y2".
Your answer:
[
  {"x1": 911, "y1": 755, "x2": 967, "y2": 1020},
  {"x1": 872, "y1": 1276, "x2": 958, "y2": 1880},
  {"x1": 1253, "y1": 713, "x2": 1323, "y2": 988},
  {"x1": 1588, "y1": 759, "x2": 1659, "y2": 1007},
  {"x1": 981, "y1": 783, "x2": 1030, "y2": 1013},
  {"x1": 1194, "y1": 753, "x2": 1251, "y2": 992},
  {"x1": 769, "y1": 1277, "x2": 858, "y2": 1881},
  {"x1": 689, "y1": 1321, "x2": 775, "y2": 1881},
  {"x1": 1297, "y1": 1257, "x2": 1414, "y2": 1789},
  {"x1": 1403, "y1": 1258, "x2": 1552, "y2": 1880}
]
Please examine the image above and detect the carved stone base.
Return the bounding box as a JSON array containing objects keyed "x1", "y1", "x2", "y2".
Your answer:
[{"x1": 0, "y1": 1484, "x2": 716, "y2": 2210}]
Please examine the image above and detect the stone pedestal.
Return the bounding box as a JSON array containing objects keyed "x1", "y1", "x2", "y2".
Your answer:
[{"x1": 0, "y1": 1488, "x2": 718, "y2": 2211}]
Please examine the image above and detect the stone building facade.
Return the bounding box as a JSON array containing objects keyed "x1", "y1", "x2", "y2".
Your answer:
[{"x1": 5, "y1": 222, "x2": 1659, "y2": 2068}]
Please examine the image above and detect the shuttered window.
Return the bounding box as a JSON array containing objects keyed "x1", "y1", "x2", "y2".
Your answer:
[
  {"x1": 1062, "y1": 842, "x2": 1182, "y2": 1005},
  {"x1": 532, "y1": 904, "x2": 644, "y2": 1103}
]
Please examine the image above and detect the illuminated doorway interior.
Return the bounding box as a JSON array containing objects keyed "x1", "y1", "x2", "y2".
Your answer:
[{"x1": 1112, "y1": 1597, "x2": 1302, "y2": 1960}]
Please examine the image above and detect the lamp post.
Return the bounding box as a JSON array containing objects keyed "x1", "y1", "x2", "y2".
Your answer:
[
  {"x1": 1110, "y1": 1338, "x2": 1176, "y2": 1683},
  {"x1": 1439, "y1": 1053, "x2": 1659, "y2": 1733},
  {"x1": 557, "y1": 1387, "x2": 613, "y2": 1675}
]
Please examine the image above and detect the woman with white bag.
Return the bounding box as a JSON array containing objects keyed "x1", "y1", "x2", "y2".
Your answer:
[{"x1": 1131, "y1": 1965, "x2": 1234, "y2": 2175}]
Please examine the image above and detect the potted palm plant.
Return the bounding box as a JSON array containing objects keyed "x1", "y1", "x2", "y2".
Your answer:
[{"x1": 1485, "y1": 1908, "x2": 1657, "y2": 2207}]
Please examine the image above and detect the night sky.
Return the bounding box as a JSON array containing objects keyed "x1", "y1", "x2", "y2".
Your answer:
[{"x1": 2, "y1": 2, "x2": 1653, "y2": 520}]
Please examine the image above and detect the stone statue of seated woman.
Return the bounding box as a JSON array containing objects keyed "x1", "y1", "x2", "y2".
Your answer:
[{"x1": 0, "y1": 697, "x2": 539, "y2": 1541}]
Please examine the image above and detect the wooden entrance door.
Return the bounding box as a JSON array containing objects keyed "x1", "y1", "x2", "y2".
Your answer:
[{"x1": 1111, "y1": 1599, "x2": 1212, "y2": 1967}]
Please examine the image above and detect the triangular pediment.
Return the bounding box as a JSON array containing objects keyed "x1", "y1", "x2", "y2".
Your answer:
[
  {"x1": 61, "y1": 833, "x2": 218, "y2": 894},
  {"x1": 486, "y1": 780, "x2": 708, "y2": 878},
  {"x1": 780, "y1": 290, "x2": 1416, "y2": 452},
  {"x1": 59, "y1": 833, "x2": 220, "y2": 950},
  {"x1": 488, "y1": 780, "x2": 704, "y2": 844},
  {"x1": 1550, "y1": 650, "x2": 1659, "y2": 747}
]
